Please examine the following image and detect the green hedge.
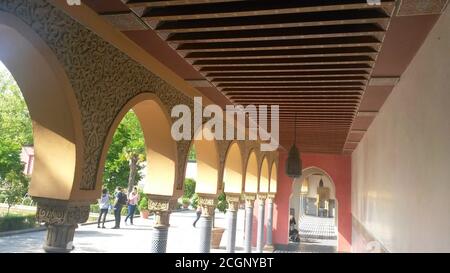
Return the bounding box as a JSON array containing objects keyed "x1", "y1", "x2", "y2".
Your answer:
[{"x1": 0, "y1": 214, "x2": 38, "y2": 232}]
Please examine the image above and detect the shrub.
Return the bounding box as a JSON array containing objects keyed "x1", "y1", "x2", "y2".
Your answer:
[
  {"x1": 183, "y1": 178, "x2": 196, "y2": 199},
  {"x1": 90, "y1": 204, "x2": 100, "y2": 213},
  {"x1": 191, "y1": 193, "x2": 199, "y2": 209},
  {"x1": 0, "y1": 213, "x2": 38, "y2": 232},
  {"x1": 138, "y1": 194, "x2": 149, "y2": 212},
  {"x1": 217, "y1": 192, "x2": 228, "y2": 214}
]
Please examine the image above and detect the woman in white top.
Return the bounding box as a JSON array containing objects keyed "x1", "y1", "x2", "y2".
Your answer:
[
  {"x1": 125, "y1": 186, "x2": 139, "y2": 225},
  {"x1": 97, "y1": 188, "x2": 110, "y2": 228}
]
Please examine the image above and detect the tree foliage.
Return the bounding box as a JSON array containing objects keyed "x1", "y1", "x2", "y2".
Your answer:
[
  {"x1": 0, "y1": 62, "x2": 33, "y2": 211},
  {"x1": 102, "y1": 110, "x2": 146, "y2": 194},
  {"x1": 183, "y1": 178, "x2": 196, "y2": 199}
]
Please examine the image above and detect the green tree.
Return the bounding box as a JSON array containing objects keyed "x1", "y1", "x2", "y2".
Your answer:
[
  {"x1": 2, "y1": 172, "x2": 29, "y2": 214},
  {"x1": 188, "y1": 146, "x2": 196, "y2": 162},
  {"x1": 183, "y1": 178, "x2": 196, "y2": 199},
  {"x1": 102, "y1": 111, "x2": 146, "y2": 194},
  {"x1": 0, "y1": 62, "x2": 33, "y2": 211}
]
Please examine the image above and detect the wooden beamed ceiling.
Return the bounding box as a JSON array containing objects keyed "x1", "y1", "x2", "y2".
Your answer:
[{"x1": 107, "y1": 0, "x2": 397, "y2": 153}]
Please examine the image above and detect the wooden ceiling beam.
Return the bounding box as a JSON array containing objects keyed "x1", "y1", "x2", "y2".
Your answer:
[
  {"x1": 177, "y1": 36, "x2": 381, "y2": 51},
  {"x1": 154, "y1": 9, "x2": 389, "y2": 32},
  {"x1": 131, "y1": 0, "x2": 395, "y2": 21}
]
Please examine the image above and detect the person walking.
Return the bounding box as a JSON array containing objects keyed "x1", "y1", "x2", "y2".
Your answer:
[
  {"x1": 193, "y1": 206, "x2": 202, "y2": 227},
  {"x1": 125, "y1": 186, "x2": 139, "y2": 225},
  {"x1": 112, "y1": 186, "x2": 127, "y2": 229},
  {"x1": 97, "y1": 188, "x2": 110, "y2": 228}
]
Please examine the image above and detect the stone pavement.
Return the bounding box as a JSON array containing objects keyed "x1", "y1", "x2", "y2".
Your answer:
[
  {"x1": 0, "y1": 209, "x2": 268, "y2": 253},
  {"x1": 275, "y1": 215, "x2": 338, "y2": 253}
]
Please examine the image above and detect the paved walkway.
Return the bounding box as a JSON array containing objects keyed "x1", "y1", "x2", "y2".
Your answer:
[
  {"x1": 0, "y1": 209, "x2": 266, "y2": 253},
  {"x1": 275, "y1": 215, "x2": 338, "y2": 253}
]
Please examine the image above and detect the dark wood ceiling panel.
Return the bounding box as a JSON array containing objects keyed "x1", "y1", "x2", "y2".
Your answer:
[{"x1": 86, "y1": 0, "x2": 443, "y2": 154}]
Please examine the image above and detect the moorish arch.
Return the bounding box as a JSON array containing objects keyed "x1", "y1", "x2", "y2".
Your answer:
[
  {"x1": 97, "y1": 93, "x2": 178, "y2": 198},
  {"x1": 259, "y1": 156, "x2": 270, "y2": 194},
  {"x1": 191, "y1": 126, "x2": 221, "y2": 197},
  {"x1": 269, "y1": 161, "x2": 278, "y2": 194},
  {"x1": 0, "y1": 11, "x2": 84, "y2": 201},
  {"x1": 289, "y1": 166, "x2": 339, "y2": 246},
  {"x1": 244, "y1": 149, "x2": 259, "y2": 195},
  {"x1": 223, "y1": 141, "x2": 244, "y2": 195}
]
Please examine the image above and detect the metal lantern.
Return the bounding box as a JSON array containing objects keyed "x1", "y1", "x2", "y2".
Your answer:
[{"x1": 285, "y1": 114, "x2": 302, "y2": 178}]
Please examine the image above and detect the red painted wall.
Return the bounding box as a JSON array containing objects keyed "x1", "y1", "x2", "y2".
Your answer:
[{"x1": 270, "y1": 151, "x2": 352, "y2": 252}]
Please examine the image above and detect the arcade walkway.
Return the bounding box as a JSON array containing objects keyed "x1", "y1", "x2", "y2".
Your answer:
[{"x1": 0, "y1": 210, "x2": 270, "y2": 253}]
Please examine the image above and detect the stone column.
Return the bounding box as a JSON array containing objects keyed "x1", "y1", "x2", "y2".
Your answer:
[
  {"x1": 244, "y1": 194, "x2": 256, "y2": 253},
  {"x1": 256, "y1": 194, "x2": 266, "y2": 253},
  {"x1": 35, "y1": 198, "x2": 91, "y2": 253},
  {"x1": 148, "y1": 196, "x2": 174, "y2": 253},
  {"x1": 226, "y1": 194, "x2": 240, "y2": 253},
  {"x1": 198, "y1": 194, "x2": 217, "y2": 253},
  {"x1": 265, "y1": 194, "x2": 275, "y2": 251},
  {"x1": 299, "y1": 195, "x2": 304, "y2": 218}
]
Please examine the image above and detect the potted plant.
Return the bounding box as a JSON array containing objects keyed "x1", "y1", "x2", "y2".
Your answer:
[
  {"x1": 211, "y1": 192, "x2": 228, "y2": 249},
  {"x1": 181, "y1": 197, "x2": 191, "y2": 209},
  {"x1": 138, "y1": 194, "x2": 149, "y2": 219}
]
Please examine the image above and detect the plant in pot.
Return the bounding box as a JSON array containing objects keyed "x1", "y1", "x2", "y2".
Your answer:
[
  {"x1": 138, "y1": 194, "x2": 149, "y2": 219},
  {"x1": 211, "y1": 192, "x2": 228, "y2": 249},
  {"x1": 181, "y1": 197, "x2": 191, "y2": 209}
]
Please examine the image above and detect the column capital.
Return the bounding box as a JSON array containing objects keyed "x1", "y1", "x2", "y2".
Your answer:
[
  {"x1": 197, "y1": 194, "x2": 217, "y2": 217},
  {"x1": 244, "y1": 193, "x2": 256, "y2": 208},
  {"x1": 34, "y1": 198, "x2": 91, "y2": 226},
  {"x1": 147, "y1": 195, "x2": 176, "y2": 211},
  {"x1": 267, "y1": 193, "x2": 276, "y2": 201},
  {"x1": 226, "y1": 194, "x2": 241, "y2": 212},
  {"x1": 147, "y1": 195, "x2": 174, "y2": 227},
  {"x1": 257, "y1": 193, "x2": 267, "y2": 201}
]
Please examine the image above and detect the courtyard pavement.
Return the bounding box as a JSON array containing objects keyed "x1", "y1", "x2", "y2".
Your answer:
[
  {"x1": 0, "y1": 209, "x2": 256, "y2": 253},
  {"x1": 0, "y1": 211, "x2": 337, "y2": 253}
]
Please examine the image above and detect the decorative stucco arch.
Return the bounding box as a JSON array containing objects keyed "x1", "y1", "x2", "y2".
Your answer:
[
  {"x1": 0, "y1": 11, "x2": 84, "y2": 201},
  {"x1": 269, "y1": 161, "x2": 278, "y2": 194},
  {"x1": 244, "y1": 149, "x2": 259, "y2": 194},
  {"x1": 97, "y1": 93, "x2": 178, "y2": 198},
  {"x1": 191, "y1": 127, "x2": 221, "y2": 196},
  {"x1": 223, "y1": 141, "x2": 244, "y2": 195},
  {"x1": 259, "y1": 156, "x2": 270, "y2": 194},
  {"x1": 289, "y1": 166, "x2": 339, "y2": 247}
]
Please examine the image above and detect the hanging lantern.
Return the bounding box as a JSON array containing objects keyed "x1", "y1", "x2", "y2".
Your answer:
[
  {"x1": 285, "y1": 114, "x2": 302, "y2": 178},
  {"x1": 319, "y1": 177, "x2": 324, "y2": 188}
]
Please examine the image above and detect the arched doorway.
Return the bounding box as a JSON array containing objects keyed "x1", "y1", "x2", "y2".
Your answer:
[
  {"x1": 289, "y1": 167, "x2": 338, "y2": 252},
  {"x1": 0, "y1": 12, "x2": 83, "y2": 202}
]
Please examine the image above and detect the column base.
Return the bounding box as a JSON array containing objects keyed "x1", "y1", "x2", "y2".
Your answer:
[{"x1": 264, "y1": 244, "x2": 275, "y2": 252}]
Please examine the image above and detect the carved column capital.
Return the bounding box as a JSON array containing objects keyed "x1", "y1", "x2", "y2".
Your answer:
[
  {"x1": 147, "y1": 195, "x2": 175, "y2": 227},
  {"x1": 267, "y1": 193, "x2": 276, "y2": 201},
  {"x1": 244, "y1": 194, "x2": 256, "y2": 208},
  {"x1": 226, "y1": 194, "x2": 241, "y2": 212},
  {"x1": 197, "y1": 194, "x2": 217, "y2": 217},
  {"x1": 34, "y1": 198, "x2": 91, "y2": 226},
  {"x1": 257, "y1": 193, "x2": 267, "y2": 201}
]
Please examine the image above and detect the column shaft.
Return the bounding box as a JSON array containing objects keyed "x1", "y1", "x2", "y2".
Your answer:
[
  {"x1": 226, "y1": 208, "x2": 238, "y2": 253},
  {"x1": 44, "y1": 224, "x2": 77, "y2": 253},
  {"x1": 150, "y1": 226, "x2": 169, "y2": 253},
  {"x1": 199, "y1": 214, "x2": 213, "y2": 253},
  {"x1": 244, "y1": 199, "x2": 254, "y2": 253},
  {"x1": 148, "y1": 196, "x2": 173, "y2": 253},
  {"x1": 256, "y1": 198, "x2": 266, "y2": 253},
  {"x1": 266, "y1": 198, "x2": 274, "y2": 248}
]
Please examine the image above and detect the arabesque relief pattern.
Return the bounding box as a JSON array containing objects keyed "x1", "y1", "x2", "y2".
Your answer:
[
  {"x1": 0, "y1": 0, "x2": 277, "y2": 195},
  {"x1": 0, "y1": 0, "x2": 193, "y2": 190}
]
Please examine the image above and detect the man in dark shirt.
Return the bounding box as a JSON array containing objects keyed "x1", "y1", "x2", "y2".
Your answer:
[{"x1": 112, "y1": 187, "x2": 126, "y2": 229}]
